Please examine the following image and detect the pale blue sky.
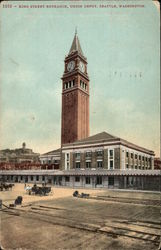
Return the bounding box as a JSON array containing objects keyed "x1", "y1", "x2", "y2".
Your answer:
[{"x1": 0, "y1": 1, "x2": 160, "y2": 156}]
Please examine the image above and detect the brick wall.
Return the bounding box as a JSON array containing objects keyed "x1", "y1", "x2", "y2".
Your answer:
[{"x1": 114, "y1": 148, "x2": 120, "y2": 169}]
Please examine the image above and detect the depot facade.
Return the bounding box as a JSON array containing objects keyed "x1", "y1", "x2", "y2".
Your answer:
[{"x1": 61, "y1": 132, "x2": 154, "y2": 171}]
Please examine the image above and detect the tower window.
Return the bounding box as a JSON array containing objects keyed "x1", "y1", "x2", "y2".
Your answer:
[
  {"x1": 69, "y1": 81, "x2": 71, "y2": 88},
  {"x1": 73, "y1": 79, "x2": 75, "y2": 86}
]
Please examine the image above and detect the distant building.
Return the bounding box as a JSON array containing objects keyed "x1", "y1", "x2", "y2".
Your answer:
[
  {"x1": 39, "y1": 148, "x2": 60, "y2": 169},
  {"x1": 0, "y1": 143, "x2": 40, "y2": 164}
]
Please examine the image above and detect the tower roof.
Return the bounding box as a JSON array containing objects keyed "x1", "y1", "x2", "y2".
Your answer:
[{"x1": 68, "y1": 30, "x2": 84, "y2": 56}]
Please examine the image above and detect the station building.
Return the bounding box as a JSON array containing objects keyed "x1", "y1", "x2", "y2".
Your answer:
[
  {"x1": 0, "y1": 31, "x2": 160, "y2": 191},
  {"x1": 0, "y1": 131, "x2": 159, "y2": 191}
]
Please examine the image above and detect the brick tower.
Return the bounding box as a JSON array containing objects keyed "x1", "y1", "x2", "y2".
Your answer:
[{"x1": 61, "y1": 30, "x2": 90, "y2": 145}]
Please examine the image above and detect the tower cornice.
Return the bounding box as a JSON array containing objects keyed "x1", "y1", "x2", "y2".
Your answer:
[
  {"x1": 62, "y1": 70, "x2": 89, "y2": 81},
  {"x1": 62, "y1": 87, "x2": 90, "y2": 96}
]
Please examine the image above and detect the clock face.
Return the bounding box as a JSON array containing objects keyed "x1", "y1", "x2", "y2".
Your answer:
[
  {"x1": 79, "y1": 61, "x2": 85, "y2": 73},
  {"x1": 67, "y1": 61, "x2": 75, "y2": 72}
]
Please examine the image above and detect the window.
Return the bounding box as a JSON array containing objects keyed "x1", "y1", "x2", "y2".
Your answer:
[
  {"x1": 135, "y1": 154, "x2": 137, "y2": 159},
  {"x1": 36, "y1": 176, "x2": 39, "y2": 181},
  {"x1": 145, "y1": 157, "x2": 147, "y2": 161},
  {"x1": 42, "y1": 176, "x2": 45, "y2": 181},
  {"x1": 108, "y1": 176, "x2": 114, "y2": 185},
  {"x1": 69, "y1": 81, "x2": 71, "y2": 88},
  {"x1": 66, "y1": 153, "x2": 69, "y2": 161},
  {"x1": 131, "y1": 153, "x2": 133, "y2": 159},
  {"x1": 97, "y1": 161, "x2": 103, "y2": 168},
  {"x1": 126, "y1": 152, "x2": 129, "y2": 157},
  {"x1": 75, "y1": 152, "x2": 80, "y2": 159},
  {"x1": 109, "y1": 150, "x2": 113, "y2": 158},
  {"x1": 126, "y1": 164, "x2": 129, "y2": 169},
  {"x1": 73, "y1": 79, "x2": 75, "y2": 86},
  {"x1": 76, "y1": 162, "x2": 80, "y2": 169},
  {"x1": 59, "y1": 176, "x2": 62, "y2": 182},
  {"x1": 96, "y1": 176, "x2": 102, "y2": 185},
  {"x1": 31, "y1": 176, "x2": 33, "y2": 181},
  {"x1": 110, "y1": 160, "x2": 113, "y2": 169},
  {"x1": 86, "y1": 151, "x2": 92, "y2": 157},
  {"x1": 135, "y1": 165, "x2": 137, "y2": 169},
  {"x1": 142, "y1": 156, "x2": 144, "y2": 161},
  {"x1": 75, "y1": 176, "x2": 80, "y2": 182},
  {"x1": 86, "y1": 162, "x2": 91, "y2": 168},
  {"x1": 86, "y1": 177, "x2": 90, "y2": 184},
  {"x1": 97, "y1": 150, "x2": 103, "y2": 156},
  {"x1": 139, "y1": 155, "x2": 141, "y2": 160},
  {"x1": 139, "y1": 166, "x2": 141, "y2": 169},
  {"x1": 65, "y1": 176, "x2": 70, "y2": 182}
]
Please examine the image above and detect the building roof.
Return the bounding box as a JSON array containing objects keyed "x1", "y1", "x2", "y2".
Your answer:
[
  {"x1": 62, "y1": 131, "x2": 154, "y2": 155},
  {"x1": 69, "y1": 31, "x2": 84, "y2": 56},
  {"x1": 75, "y1": 132, "x2": 117, "y2": 143},
  {"x1": 0, "y1": 169, "x2": 160, "y2": 176},
  {"x1": 41, "y1": 148, "x2": 61, "y2": 156}
]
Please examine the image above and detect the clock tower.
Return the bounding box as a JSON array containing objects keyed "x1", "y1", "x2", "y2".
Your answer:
[{"x1": 61, "y1": 30, "x2": 90, "y2": 145}]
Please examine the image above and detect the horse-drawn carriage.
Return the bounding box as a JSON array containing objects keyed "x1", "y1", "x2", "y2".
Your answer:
[
  {"x1": 73, "y1": 190, "x2": 90, "y2": 198},
  {"x1": 25, "y1": 184, "x2": 51, "y2": 196},
  {"x1": 0, "y1": 182, "x2": 14, "y2": 191}
]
